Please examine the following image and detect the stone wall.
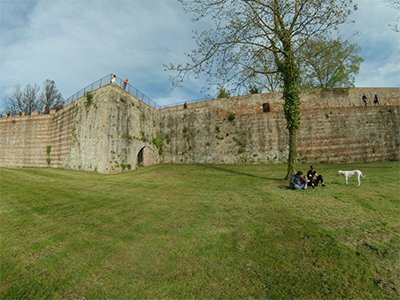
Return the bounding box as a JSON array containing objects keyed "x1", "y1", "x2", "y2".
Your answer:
[
  {"x1": 0, "y1": 84, "x2": 162, "y2": 173},
  {"x1": 298, "y1": 106, "x2": 399, "y2": 163},
  {"x1": 161, "y1": 87, "x2": 399, "y2": 114},
  {"x1": 62, "y1": 84, "x2": 161, "y2": 173},
  {"x1": 50, "y1": 105, "x2": 75, "y2": 168},
  {"x1": 0, "y1": 84, "x2": 398, "y2": 173},
  {"x1": 0, "y1": 113, "x2": 53, "y2": 168},
  {"x1": 159, "y1": 88, "x2": 399, "y2": 165}
]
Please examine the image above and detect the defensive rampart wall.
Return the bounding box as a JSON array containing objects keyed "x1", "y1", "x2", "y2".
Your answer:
[
  {"x1": 0, "y1": 112, "x2": 53, "y2": 168},
  {"x1": 160, "y1": 87, "x2": 399, "y2": 164},
  {"x1": 0, "y1": 85, "x2": 398, "y2": 174}
]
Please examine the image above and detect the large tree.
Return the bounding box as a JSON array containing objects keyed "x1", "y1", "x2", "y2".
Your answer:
[
  {"x1": 5, "y1": 83, "x2": 41, "y2": 115},
  {"x1": 299, "y1": 38, "x2": 364, "y2": 89},
  {"x1": 4, "y1": 80, "x2": 63, "y2": 115},
  {"x1": 168, "y1": 0, "x2": 357, "y2": 179},
  {"x1": 40, "y1": 79, "x2": 64, "y2": 111},
  {"x1": 244, "y1": 38, "x2": 363, "y2": 91}
]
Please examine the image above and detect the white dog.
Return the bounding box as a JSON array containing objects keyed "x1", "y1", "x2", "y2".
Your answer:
[{"x1": 337, "y1": 170, "x2": 366, "y2": 186}]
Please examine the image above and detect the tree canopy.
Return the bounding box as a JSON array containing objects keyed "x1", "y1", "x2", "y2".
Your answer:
[
  {"x1": 41, "y1": 79, "x2": 64, "y2": 111},
  {"x1": 216, "y1": 86, "x2": 231, "y2": 99},
  {"x1": 4, "y1": 80, "x2": 64, "y2": 115},
  {"x1": 168, "y1": 0, "x2": 357, "y2": 179},
  {"x1": 5, "y1": 84, "x2": 41, "y2": 116},
  {"x1": 299, "y1": 38, "x2": 364, "y2": 89},
  {"x1": 385, "y1": 0, "x2": 400, "y2": 32},
  {"x1": 245, "y1": 38, "x2": 363, "y2": 92}
]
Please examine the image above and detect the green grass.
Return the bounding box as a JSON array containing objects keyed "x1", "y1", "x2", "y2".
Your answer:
[{"x1": 1, "y1": 162, "x2": 399, "y2": 299}]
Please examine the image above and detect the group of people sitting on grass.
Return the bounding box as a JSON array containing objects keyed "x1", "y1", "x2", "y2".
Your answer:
[{"x1": 290, "y1": 165, "x2": 326, "y2": 190}]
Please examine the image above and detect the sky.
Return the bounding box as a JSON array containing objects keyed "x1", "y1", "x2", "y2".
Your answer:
[{"x1": 0, "y1": 0, "x2": 399, "y2": 112}]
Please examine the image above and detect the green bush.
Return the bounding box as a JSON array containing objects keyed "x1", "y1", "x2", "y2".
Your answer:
[
  {"x1": 152, "y1": 134, "x2": 163, "y2": 148},
  {"x1": 249, "y1": 85, "x2": 260, "y2": 94},
  {"x1": 85, "y1": 92, "x2": 93, "y2": 108},
  {"x1": 217, "y1": 87, "x2": 231, "y2": 98},
  {"x1": 121, "y1": 134, "x2": 133, "y2": 140}
]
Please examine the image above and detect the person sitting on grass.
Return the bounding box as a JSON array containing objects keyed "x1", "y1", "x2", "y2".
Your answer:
[
  {"x1": 290, "y1": 171, "x2": 308, "y2": 190},
  {"x1": 307, "y1": 165, "x2": 326, "y2": 188}
]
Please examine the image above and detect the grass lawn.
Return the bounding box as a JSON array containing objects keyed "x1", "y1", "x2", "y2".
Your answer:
[{"x1": 1, "y1": 162, "x2": 399, "y2": 299}]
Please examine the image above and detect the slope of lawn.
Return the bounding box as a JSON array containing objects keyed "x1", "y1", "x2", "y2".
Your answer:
[{"x1": 1, "y1": 162, "x2": 399, "y2": 299}]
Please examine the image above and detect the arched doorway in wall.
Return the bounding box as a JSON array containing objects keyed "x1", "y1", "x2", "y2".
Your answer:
[{"x1": 137, "y1": 147, "x2": 145, "y2": 166}]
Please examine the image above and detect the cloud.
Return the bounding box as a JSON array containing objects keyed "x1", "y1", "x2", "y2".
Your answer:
[
  {"x1": 0, "y1": 0, "x2": 399, "y2": 113},
  {"x1": 0, "y1": 0, "x2": 209, "y2": 109},
  {"x1": 341, "y1": 0, "x2": 400, "y2": 87}
]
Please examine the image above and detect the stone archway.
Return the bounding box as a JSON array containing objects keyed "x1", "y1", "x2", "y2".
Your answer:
[
  {"x1": 137, "y1": 147, "x2": 145, "y2": 166},
  {"x1": 136, "y1": 145, "x2": 158, "y2": 167}
]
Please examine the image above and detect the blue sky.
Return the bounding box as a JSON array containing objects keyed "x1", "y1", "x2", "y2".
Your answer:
[{"x1": 1, "y1": 0, "x2": 399, "y2": 113}]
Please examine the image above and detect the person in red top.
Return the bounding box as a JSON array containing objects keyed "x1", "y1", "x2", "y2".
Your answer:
[{"x1": 123, "y1": 78, "x2": 129, "y2": 90}]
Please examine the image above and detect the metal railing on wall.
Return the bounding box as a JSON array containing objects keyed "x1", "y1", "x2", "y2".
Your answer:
[{"x1": 64, "y1": 74, "x2": 162, "y2": 110}]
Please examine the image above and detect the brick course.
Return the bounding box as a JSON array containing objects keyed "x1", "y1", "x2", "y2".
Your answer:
[{"x1": 0, "y1": 85, "x2": 398, "y2": 173}]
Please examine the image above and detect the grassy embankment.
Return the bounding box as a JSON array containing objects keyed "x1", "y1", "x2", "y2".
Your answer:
[{"x1": 1, "y1": 162, "x2": 399, "y2": 299}]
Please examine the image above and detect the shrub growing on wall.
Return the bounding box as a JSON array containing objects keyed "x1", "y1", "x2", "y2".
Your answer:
[{"x1": 85, "y1": 92, "x2": 93, "y2": 108}]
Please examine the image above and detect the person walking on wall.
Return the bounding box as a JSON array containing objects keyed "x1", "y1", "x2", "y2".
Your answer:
[
  {"x1": 111, "y1": 74, "x2": 117, "y2": 85},
  {"x1": 362, "y1": 94, "x2": 367, "y2": 106},
  {"x1": 123, "y1": 78, "x2": 129, "y2": 90},
  {"x1": 307, "y1": 165, "x2": 326, "y2": 188},
  {"x1": 290, "y1": 171, "x2": 308, "y2": 190},
  {"x1": 374, "y1": 94, "x2": 379, "y2": 105}
]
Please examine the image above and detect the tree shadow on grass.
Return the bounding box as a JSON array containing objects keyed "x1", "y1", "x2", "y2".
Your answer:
[{"x1": 201, "y1": 164, "x2": 288, "y2": 186}]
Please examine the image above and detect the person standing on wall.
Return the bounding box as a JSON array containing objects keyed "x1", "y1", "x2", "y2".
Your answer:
[
  {"x1": 111, "y1": 74, "x2": 117, "y2": 84},
  {"x1": 374, "y1": 94, "x2": 379, "y2": 105},
  {"x1": 123, "y1": 78, "x2": 129, "y2": 90},
  {"x1": 362, "y1": 94, "x2": 367, "y2": 106}
]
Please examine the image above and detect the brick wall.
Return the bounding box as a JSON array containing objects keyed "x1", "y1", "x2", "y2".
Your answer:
[
  {"x1": 62, "y1": 84, "x2": 161, "y2": 173},
  {"x1": 159, "y1": 88, "x2": 399, "y2": 165},
  {"x1": 298, "y1": 106, "x2": 400, "y2": 163},
  {"x1": 50, "y1": 105, "x2": 76, "y2": 168},
  {"x1": 1, "y1": 85, "x2": 398, "y2": 173},
  {"x1": 0, "y1": 113, "x2": 52, "y2": 167}
]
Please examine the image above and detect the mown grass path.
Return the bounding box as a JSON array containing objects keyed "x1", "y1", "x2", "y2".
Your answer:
[{"x1": 1, "y1": 162, "x2": 399, "y2": 299}]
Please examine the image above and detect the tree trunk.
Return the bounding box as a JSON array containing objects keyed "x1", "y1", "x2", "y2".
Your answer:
[
  {"x1": 279, "y1": 38, "x2": 301, "y2": 180},
  {"x1": 285, "y1": 126, "x2": 299, "y2": 180}
]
